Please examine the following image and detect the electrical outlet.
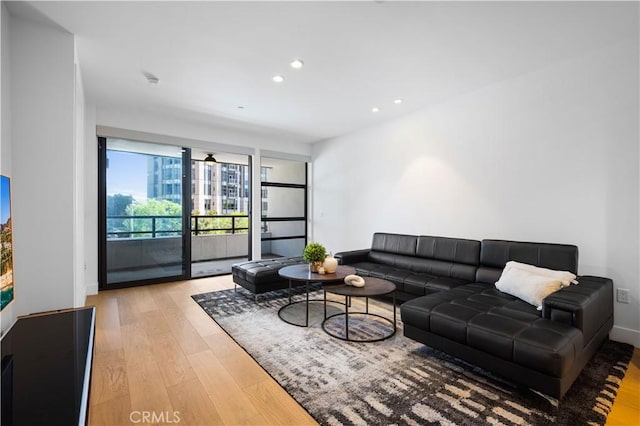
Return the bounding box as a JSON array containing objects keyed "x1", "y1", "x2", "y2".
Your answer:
[{"x1": 616, "y1": 288, "x2": 630, "y2": 304}]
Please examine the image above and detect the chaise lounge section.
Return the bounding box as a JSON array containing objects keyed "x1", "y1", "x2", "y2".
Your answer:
[{"x1": 336, "y1": 233, "x2": 613, "y2": 399}]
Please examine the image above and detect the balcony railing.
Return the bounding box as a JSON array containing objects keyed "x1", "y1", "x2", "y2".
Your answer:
[
  {"x1": 192, "y1": 214, "x2": 249, "y2": 235},
  {"x1": 106, "y1": 214, "x2": 249, "y2": 239}
]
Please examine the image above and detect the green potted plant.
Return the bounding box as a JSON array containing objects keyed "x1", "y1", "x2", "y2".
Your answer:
[{"x1": 303, "y1": 242, "x2": 327, "y2": 273}]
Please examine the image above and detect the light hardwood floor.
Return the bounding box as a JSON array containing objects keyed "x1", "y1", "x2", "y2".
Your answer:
[
  {"x1": 607, "y1": 346, "x2": 640, "y2": 425},
  {"x1": 87, "y1": 275, "x2": 640, "y2": 425},
  {"x1": 87, "y1": 275, "x2": 316, "y2": 426}
]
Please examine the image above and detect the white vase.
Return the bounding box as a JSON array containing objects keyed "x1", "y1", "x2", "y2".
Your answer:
[{"x1": 323, "y1": 252, "x2": 338, "y2": 274}]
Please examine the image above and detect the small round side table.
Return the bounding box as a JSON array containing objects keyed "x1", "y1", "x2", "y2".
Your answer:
[{"x1": 322, "y1": 277, "x2": 396, "y2": 342}]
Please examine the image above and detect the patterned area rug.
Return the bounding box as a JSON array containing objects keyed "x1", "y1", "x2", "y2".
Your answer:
[{"x1": 192, "y1": 286, "x2": 634, "y2": 425}]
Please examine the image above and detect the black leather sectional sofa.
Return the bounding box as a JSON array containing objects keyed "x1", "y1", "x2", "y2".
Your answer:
[{"x1": 335, "y1": 232, "x2": 613, "y2": 399}]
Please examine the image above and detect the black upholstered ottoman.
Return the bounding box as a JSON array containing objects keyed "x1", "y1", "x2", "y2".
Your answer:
[{"x1": 231, "y1": 257, "x2": 306, "y2": 300}]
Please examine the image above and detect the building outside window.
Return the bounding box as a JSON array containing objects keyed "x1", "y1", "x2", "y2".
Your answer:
[{"x1": 177, "y1": 159, "x2": 251, "y2": 216}]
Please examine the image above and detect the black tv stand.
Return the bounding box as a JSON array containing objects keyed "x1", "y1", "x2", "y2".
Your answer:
[{"x1": 1, "y1": 307, "x2": 96, "y2": 425}]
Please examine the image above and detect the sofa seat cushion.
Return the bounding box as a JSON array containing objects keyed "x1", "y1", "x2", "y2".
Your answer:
[
  {"x1": 401, "y1": 283, "x2": 583, "y2": 377},
  {"x1": 353, "y1": 261, "x2": 386, "y2": 276},
  {"x1": 425, "y1": 277, "x2": 468, "y2": 291},
  {"x1": 513, "y1": 321, "x2": 583, "y2": 377},
  {"x1": 403, "y1": 274, "x2": 438, "y2": 296},
  {"x1": 352, "y1": 262, "x2": 468, "y2": 296},
  {"x1": 354, "y1": 262, "x2": 426, "y2": 294}
]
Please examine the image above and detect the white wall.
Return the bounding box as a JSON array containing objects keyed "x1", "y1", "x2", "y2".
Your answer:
[
  {"x1": 73, "y1": 49, "x2": 86, "y2": 307},
  {"x1": 313, "y1": 38, "x2": 640, "y2": 346},
  {"x1": 0, "y1": 3, "x2": 10, "y2": 174},
  {"x1": 97, "y1": 105, "x2": 312, "y2": 157},
  {"x1": 8, "y1": 12, "x2": 79, "y2": 316},
  {"x1": 0, "y1": 1, "x2": 14, "y2": 334},
  {"x1": 84, "y1": 102, "x2": 97, "y2": 296}
]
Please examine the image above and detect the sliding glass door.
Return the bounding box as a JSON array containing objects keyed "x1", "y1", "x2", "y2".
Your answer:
[
  {"x1": 99, "y1": 138, "x2": 190, "y2": 288},
  {"x1": 190, "y1": 154, "x2": 251, "y2": 277},
  {"x1": 98, "y1": 138, "x2": 305, "y2": 287}
]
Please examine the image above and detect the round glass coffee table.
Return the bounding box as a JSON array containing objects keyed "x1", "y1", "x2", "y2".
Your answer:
[
  {"x1": 322, "y1": 277, "x2": 397, "y2": 342},
  {"x1": 277, "y1": 264, "x2": 355, "y2": 327}
]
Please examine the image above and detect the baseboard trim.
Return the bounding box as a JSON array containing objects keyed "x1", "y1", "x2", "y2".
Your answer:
[
  {"x1": 610, "y1": 325, "x2": 640, "y2": 348},
  {"x1": 86, "y1": 282, "x2": 99, "y2": 296}
]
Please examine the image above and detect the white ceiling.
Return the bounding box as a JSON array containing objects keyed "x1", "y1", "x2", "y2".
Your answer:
[{"x1": 17, "y1": 1, "x2": 639, "y2": 144}]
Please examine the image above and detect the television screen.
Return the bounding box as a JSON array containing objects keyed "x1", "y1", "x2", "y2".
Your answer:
[{"x1": 1, "y1": 174, "x2": 14, "y2": 311}]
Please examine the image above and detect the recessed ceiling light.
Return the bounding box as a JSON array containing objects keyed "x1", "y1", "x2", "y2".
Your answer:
[
  {"x1": 272, "y1": 75, "x2": 284, "y2": 83},
  {"x1": 394, "y1": 99, "x2": 403, "y2": 104},
  {"x1": 290, "y1": 59, "x2": 304, "y2": 69},
  {"x1": 371, "y1": 107, "x2": 380, "y2": 113},
  {"x1": 237, "y1": 106, "x2": 245, "y2": 109}
]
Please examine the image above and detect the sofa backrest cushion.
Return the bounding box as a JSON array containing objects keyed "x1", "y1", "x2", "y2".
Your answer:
[
  {"x1": 477, "y1": 239, "x2": 579, "y2": 284},
  {"x1": 416, "y1": 236, "x2": 480, "y2": 265},
  {"x1": 371, "y1": 233, "x2": 417, "y2": 256},
  {"x1": 368, "y1": 233, "x2": 480, "y2": 281}
]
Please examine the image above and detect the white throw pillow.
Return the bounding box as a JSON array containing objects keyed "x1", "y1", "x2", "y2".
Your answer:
[
  {"x1": 505, "y1": 261, "x2": 578, "y2": 287},
  {"x1": 495, "y1": 265, "x2": 565, "y2": 309}
]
